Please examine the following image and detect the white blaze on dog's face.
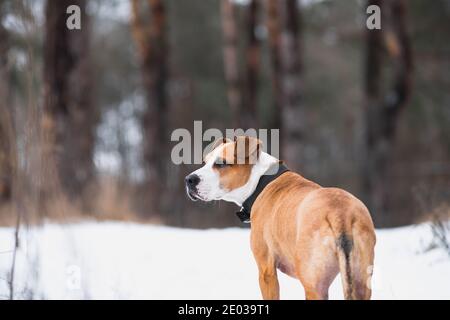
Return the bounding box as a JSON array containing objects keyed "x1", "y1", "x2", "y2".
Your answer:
[{"x1": 185, "y1": 136, "x2": 265, "y2": 204}]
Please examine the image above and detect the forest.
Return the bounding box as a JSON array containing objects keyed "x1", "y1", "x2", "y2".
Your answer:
[{"x1": 0, "y1": 0, "x2": 449, "y2": 230}]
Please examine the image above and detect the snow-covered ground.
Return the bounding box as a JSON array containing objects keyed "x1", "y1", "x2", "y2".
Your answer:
[{"x1": 0, "y1": 222, "x2": 449, "y2": 299}]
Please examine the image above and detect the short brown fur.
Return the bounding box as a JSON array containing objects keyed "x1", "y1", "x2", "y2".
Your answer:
[
  {"x1": 215, "y1": 163, "x2": 253, "y2": 190},
  {"x1": 250, "y1": 172, "x2": 376, "y2": 300}
]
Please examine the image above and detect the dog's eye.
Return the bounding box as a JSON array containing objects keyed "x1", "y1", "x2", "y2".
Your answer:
[{"x1": 214, "y1": 160, "x2": 229, "y2": 169}]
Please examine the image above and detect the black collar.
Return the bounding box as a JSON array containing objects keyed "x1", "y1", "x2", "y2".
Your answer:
[{"x1": 236, "y1": 162, "x2": 290, "y2": 223}]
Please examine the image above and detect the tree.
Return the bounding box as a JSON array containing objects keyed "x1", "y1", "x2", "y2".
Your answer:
[
  {"x1": 0, "y1": 3, "x2": 14, "y2": 203},
  {"x1": 243, "y1": 0, "x2": 261, "y2": 129},
  {"x1": 221, "y1": 0, "x2": 242, "y2": 128},
  {"x1": 221, "y1": 0, "x2": 261, "y2": 130},
  {"x1": 266, "y1": 0, "x2": 282, "y2": 135},
  {"x1": 130, "y1": 0, "x2": 169, "y2": 214},
  {"x1": 42, "y1": 0, "x2": 97, "y2": 207},
  {"x1": 364, "y1": 0, "x2": 413, "y2": 226},
  {"x1": 266, "y1": 0, "x2": 303, "y2": 167}
]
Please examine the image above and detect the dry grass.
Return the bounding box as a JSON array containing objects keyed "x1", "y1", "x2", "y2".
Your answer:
[
  {"x1": 89, "y1": 176, "x2": 161, "y2": 224},
  {"x1": 0, "y1": 203, "x2": 17, "y2": 226},
  {"x1": 427, "y1": 204, "x2": 450, "y2": 256},
  {"x1": 0, "y1": 176, "x2": 163, "y2": 227}
]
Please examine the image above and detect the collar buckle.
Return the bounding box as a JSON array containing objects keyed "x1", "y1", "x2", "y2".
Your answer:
[{"x1": 236, "y1": 208, "x2": 251, "y2": 223}]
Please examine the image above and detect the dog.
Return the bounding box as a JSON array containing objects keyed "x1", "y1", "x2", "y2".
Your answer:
[{"x1": 185, "y1": 136, "x2": 376, "y2": 300}]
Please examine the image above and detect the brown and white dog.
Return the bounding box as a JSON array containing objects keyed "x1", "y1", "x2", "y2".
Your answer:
[{"x1": 185, "y1": 136, "x2": 376, "y2": 300}]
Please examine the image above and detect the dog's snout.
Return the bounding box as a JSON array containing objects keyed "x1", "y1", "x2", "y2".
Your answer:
[{"x1": 185, "y1": 174, "x2": 200, "y2": 188}]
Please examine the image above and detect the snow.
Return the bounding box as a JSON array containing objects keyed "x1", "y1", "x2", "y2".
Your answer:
[{"x1": 0, "y1": 222, "x2": 449, "y2": 299}]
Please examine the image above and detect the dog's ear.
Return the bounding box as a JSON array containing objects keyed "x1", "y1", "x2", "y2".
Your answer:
[
  {"x1": 204, "y1": 137, "x2": 232, "y2": 161},
  {"x1": 211, "y1": 137, "x2": 232, "y2": 151},
  {"x1": 234, "y1": 136, "x2": 262, "y2": 164}
]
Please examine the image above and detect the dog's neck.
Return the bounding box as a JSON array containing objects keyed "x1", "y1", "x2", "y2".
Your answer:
[{"x1": 221, "y1": 152, "x2": 279, "y2": 207}]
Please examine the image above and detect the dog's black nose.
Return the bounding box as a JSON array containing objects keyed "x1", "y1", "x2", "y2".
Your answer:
[{"x1": 185, "y1": 174, "x2": 200, "y2": 188}]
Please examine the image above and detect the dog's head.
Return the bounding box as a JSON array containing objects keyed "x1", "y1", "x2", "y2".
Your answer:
[{"x1": 185, "y1": 136, "x2": 262, "y2": 203}]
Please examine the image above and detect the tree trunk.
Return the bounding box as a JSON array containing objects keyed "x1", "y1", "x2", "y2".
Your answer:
[
  {"x1": 266, "y1": 0, "x2": 303, "y2": 167},
  {"x1": 221, "y1": 0, "x2": 242, "y2": 128},
  {"x1": 42, "y1": 0, "x2": 97, "y2": 208},
  {"x1": 131, "y1": 0, "x2": 168, "y2": 215},
  {"x1": 221, "y1": 0, "x2": 262, "y2": 130},
  {"x1": 364, "y1": 0, "x2": 413, "y2": 227},
  {"x1": 0, "y1": 5, "x2": 14, "y2": 203},
  {"x1": 242, "y1": 0, "x2": 260, "y2": 130},
  {"x1": 280, "y1": 0, "x2": 303, "y2": 169},
  {"x1": 266, "y1": 0, "x2": 283, "y2": 144}
]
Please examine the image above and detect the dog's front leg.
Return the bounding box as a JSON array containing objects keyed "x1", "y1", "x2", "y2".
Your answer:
[{"x1": 255, "y1": 258, "x2": 280, "y2": 300}]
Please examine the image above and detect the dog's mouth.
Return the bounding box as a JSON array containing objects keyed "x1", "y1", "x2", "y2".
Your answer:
[{"x1": 186, "y1": 187, "x2": 201, "y2": 201}]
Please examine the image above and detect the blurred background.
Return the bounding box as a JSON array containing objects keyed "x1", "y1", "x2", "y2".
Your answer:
[{"x1": 0, "y1": 0, "x2": 449, "y2": 230}]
